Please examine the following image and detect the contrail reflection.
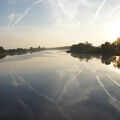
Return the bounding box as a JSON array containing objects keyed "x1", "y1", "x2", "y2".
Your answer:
[
  {"x1": 96, "y1": 75, "x2": 120, "y2": 111},
  {"x1": 56, "y1": 68, "x2": 81, "y2": 103},
  {"x1": 10, "y1": 72, "x2": 72, "y2": 120},
  {"x1": 106, "y1": 74, "x2": 120, "y2": 88}
]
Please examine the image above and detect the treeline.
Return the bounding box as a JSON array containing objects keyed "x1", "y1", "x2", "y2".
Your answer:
[
  {"x1": 68, "y1": 38, "x2": 120, "y2": 55},
  {"x1": 47, "y1": 46, "x2": 71, "y2": 50},
  {"x1": 0, "y1": 46, "x2": 45, "y2": 56}
]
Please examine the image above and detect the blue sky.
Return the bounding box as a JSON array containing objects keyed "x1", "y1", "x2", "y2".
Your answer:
[{"x1": 1, "y1": 0, "x2": 120, "y2": 48}]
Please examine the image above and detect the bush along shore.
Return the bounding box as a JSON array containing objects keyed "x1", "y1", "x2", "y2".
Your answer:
[
  {"x1": 67, "y1": 38, "x2": 120, "y2": 55},
  {"x1": 0, "y1": 46, "x2": 45, "y2": 58}
]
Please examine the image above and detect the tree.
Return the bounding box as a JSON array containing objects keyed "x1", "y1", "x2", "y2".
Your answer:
[
  {"x1": 0, "y1": 47, "x2": 5, "y2": 52},
  {"x1": 101, "y1": 42, "x2": 111, "y2": 53}
]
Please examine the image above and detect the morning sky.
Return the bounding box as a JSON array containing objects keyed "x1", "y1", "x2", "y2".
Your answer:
[{"x1": 0, "y1": 0, "x2": 120, "y2": 48}]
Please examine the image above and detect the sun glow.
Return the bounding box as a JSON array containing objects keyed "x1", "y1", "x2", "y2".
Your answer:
[{"x1": 111, "y1": 20, "x2": 120, "y2": 39}]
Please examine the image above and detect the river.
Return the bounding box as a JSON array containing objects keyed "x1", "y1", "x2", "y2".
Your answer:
[{"x1": 0, "y1": 50, "x2": 120, "y2": 120}]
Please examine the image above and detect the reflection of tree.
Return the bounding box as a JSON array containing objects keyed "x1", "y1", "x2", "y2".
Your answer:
[
  {"x1": 71, "y1": 53, "x2": 101, "y2": 62},
  {"x1": 0, "y1": 46, "x2": 6, "y2": 59},
  {"x1": 101, "y1": 55, "x2": 116, "y2": 65},
  {"x1": 0, "y1": 54, "x2": 7, "y2": 59},
  {"x1": 71, "y1": 53, "x2": 120, "y2": 69},
  {"x1": 0, "y1": 46, "x2": 45, "y2": 60},
  {"x1": 113, "y1": 57, "x2": 120, "y2": 69}
]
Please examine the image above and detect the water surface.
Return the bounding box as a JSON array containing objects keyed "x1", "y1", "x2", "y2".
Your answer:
[{"x1": 0, "y1": 50, "x2": 120, "y2": 120}]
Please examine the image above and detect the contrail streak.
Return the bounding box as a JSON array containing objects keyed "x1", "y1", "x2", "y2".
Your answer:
[
  {"x1": 106, "y1": 74, "x2": 120, "y2": 88},
  {"x1": 94, "y1": 0, "x2": 106, "y2": 18},
  {"x1": 55, "y1": 0, "x2": 80, "y2": 26},
  {"x1": 8, "y1": 13, "x2": 15, "y2": 29},
  {"x1": 96, "y1": 75, "x2": 120, "y2": 111},
  {"x1": 109, "y1": 4, "x2": 120, "y2": 16},
  {"x1": 10, "y1": 72, "x2": 72, "y2": 120},
  {"x1": 10, "y1": 0, "x2": 43, "y2": 30}
]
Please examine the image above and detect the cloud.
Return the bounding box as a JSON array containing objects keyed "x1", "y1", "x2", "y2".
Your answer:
[
  {"x1": 35, "y1": 0, "x2": 43, "y2": 4},
  {"x1": 79, "y1": 0, "x2": 89, "y2": 6},
  {"x1": 94, "y1": 0, "x2": 106, "y2": 18}
]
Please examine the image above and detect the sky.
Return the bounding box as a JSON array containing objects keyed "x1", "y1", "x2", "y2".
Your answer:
[{"x1": 1, "y1": 0, "x2": 120, "y2": 48}]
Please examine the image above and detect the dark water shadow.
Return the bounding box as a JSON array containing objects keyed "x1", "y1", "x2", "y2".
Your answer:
[{"x1": 0, "y1": 54, "x2": 7, "y2": 59}]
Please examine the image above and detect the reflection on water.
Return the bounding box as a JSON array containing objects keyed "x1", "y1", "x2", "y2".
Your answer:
[
  {"x1": 0, "y1": 54, "x2": 6, "y2": 59},
  {"x1": 1, "y1": 53, "x2": 120, "y2": 69},
  {"x1": 113, "y1": 57, "x2": 120, "y2": 68},
  {"x1": 71, "y1": 53, "x2": 120, "y2": 69},
  {"x1": 0, "y1": 50, "x2": 120, "y2": 120}
]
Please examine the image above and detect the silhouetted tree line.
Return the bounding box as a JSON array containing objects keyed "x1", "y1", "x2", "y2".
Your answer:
[
  {"x1": 0, "y1": 46, "x2": 45, "y2": 57},
  {"x1": 68, "y1": 38, "x2": 120, "y2": 55}
]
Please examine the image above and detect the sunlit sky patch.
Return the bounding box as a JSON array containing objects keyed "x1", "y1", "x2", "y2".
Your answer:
[{"x1": 1, "y1": 0, "x2": 120, "y2": 48}]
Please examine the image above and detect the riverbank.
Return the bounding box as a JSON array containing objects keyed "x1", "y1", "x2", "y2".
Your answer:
[
  {"x1": 67, "y1": 38, "x2": 120, "y2": 56},
  {"x1": 0, "y1": 46, "x2": 45, "y2": 59}
]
